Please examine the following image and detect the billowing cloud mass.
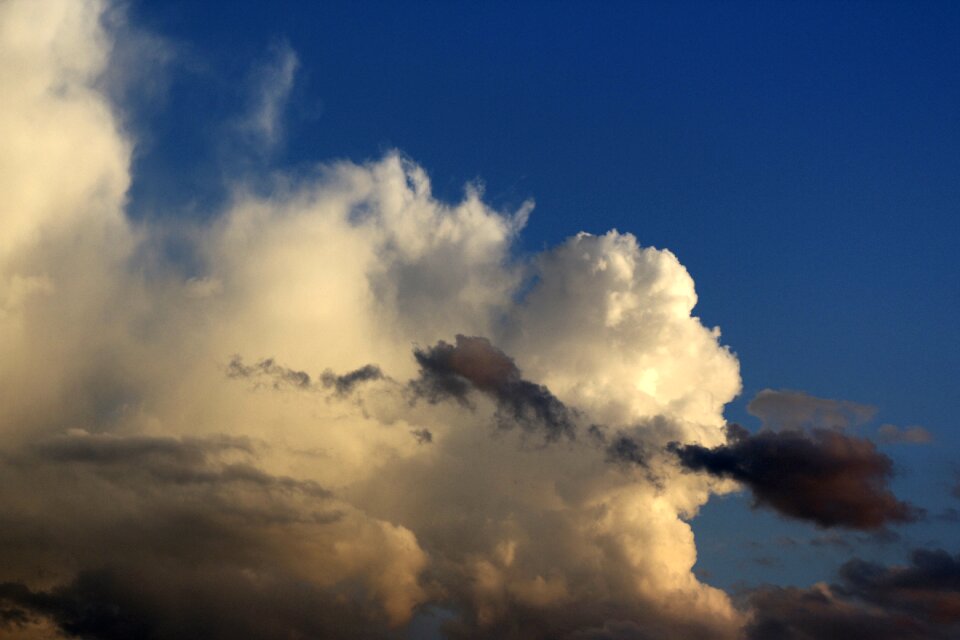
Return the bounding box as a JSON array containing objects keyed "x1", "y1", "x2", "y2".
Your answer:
[
  {"x1": 0, "y1": 2, "x2": 933, "y2": 639},
  {"x1": 671, "y1": 424, "x2": 920, "y2": 530}
]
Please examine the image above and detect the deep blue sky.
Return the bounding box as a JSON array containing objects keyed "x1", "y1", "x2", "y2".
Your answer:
[{"x1": 126, "y1": 0, "x2": 959, "y2": 590}]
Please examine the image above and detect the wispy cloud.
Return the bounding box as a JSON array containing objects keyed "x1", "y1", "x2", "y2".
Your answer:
[{"x1": 243, "y1": 41, "x2": 299, "y2": 149}]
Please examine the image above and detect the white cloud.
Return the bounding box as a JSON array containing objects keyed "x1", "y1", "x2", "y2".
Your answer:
[{"x1": 0, "y1": 3, "x2": 745, "y2": 638}]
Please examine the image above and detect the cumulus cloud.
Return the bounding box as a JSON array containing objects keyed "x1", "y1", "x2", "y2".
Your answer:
[
  {"x1": 0, "y1": 3, "x2": 745, "y2": 637},
  {"x1": 0, "y1": 2, "x2": 925, "y2": 639},
  {"x1": 671, "y1": 423, "x2": 921, "y2": 529}
]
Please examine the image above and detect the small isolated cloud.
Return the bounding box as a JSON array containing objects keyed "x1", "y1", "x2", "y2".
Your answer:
[
  {"x1": 745, "y1": 548, "x2": 960, "y2": 640},
  {"x1": 877, "y1": 424, "x2": 933, "y2": 445},
  {"x1": 747, "y1": 389, "x2": 876, "y2": 431},
  {"x1": 671, "y1": 423, "x2": 921, "y2": 530}
]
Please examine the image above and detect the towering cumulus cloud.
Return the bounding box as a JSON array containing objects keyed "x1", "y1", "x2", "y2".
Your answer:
[{"x1": 0, "y1": 2, "x2": 923, "y2": 639}]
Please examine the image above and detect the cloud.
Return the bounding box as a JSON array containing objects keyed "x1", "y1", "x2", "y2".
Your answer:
[
  {"x1": 604, "y1": 433, "x2": 651, "y2": 467},
  {"x1": 0, "y1": 2, "x2": 743, "y2": 635},
  {"x1": 747, "y1": 389, "x2": 876, "y2": 431},
  {"x1": 671, "y1": 423, "x2": 921, "y2": 529},
  {"x1": 745, "y1": 549, "x2": 960, "y2": 640},
  {"x1": 3, "y1": 1, "x2": 926, "y2": 638},
  {"x1": 0, "y1": 431, "x2": 425, "y2": 638},
  {"x1": 0, "y1": 568, "x2": 399, "y2": 640},
  {"x1": 0, "y1": 1, "x2": 933, "y2": 637},
  {"x1": 876, "y1": 424, "x2": 933, "y2": 445},
  {"x1": 410, "y1": 335, "x2": 577, "y2": 441},
  {"x1": 244, "y1": 41, "x2": 299, "y2": 148},
  {"x1": 410, "y1": 428, "x2": 433, "y2": 444},
  {"x1": 321, "y1": 364, "x2": 386, "y2": 396},
  {"x1": 226, "y1": 355, "x2": 312, "y2": 389}
]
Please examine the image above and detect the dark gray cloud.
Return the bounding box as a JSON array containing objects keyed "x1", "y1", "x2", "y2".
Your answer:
[
  {"x1": 670, "y1": 424, "x2": 920, "y2": 530},
  {"x1": 745, "y1": 548, "x2": 960, "y2": 640},
  {"x1": 747, "y1": 389, "x2": 876, "y2": 431},
  {"x1": 227, "y1": 357, "x2": 385, "y2": 398},
  {"x1": 320, "y1": 364, "x2": 385, "y2": 396},
  {"x1": 27, "y1": 432, "x2": 328, "y2": 497},
  {"x1": 410, "y1": 428, "x2": 433, "y2": 444},
  {"x1": 410, "y1": 335, "x2": 576, "y2": 441},
  {"x1": 605, "y1": 434, "x2": 649, "y2": 468},
  {"x1": 226, "y1": 355, "x2": 311, "y2": 389},
  {"x1": 441, "y1": 600, "x2": 725, "y2": 640},
  {"x1": 0, "y1": 433, "x2": 413, "y2": 640},
  {"x1": 0, "y1": 567, "x2": 393, "y2": 640}
]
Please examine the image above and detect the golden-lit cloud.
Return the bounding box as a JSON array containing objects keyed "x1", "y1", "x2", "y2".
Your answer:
[{"x1": 0, "y1": 2, "x2": 932, "y2": 639}]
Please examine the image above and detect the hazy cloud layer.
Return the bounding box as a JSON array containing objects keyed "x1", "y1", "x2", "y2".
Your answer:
[{"x1": 671, "y1": 424, "x2": 920, "y2": 529}]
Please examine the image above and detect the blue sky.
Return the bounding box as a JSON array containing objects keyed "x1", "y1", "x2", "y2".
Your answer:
[
  {"x1": 130, "y1": 0, "x2": 960, "y2": 414},
  {"x1": 125, "y1": 0, "x2": 960, "y2": 587},
  {"x1": 1, "y1": 1, "x2": 959, "y2": 638}
]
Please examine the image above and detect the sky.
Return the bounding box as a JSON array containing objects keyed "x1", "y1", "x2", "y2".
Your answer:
[{"x1": 0, "y1": 1, "x2": 958, "y2": 639}]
